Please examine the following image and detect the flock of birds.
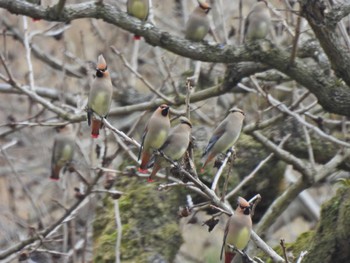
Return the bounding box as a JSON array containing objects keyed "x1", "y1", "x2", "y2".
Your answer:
[{"x1": 50, "y1": 0, "x2": 273, "y2": 262}]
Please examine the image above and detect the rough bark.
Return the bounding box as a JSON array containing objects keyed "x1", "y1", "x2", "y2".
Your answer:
[{"x1": 1, "y1": 0, "x2": 350, "y2": 116}]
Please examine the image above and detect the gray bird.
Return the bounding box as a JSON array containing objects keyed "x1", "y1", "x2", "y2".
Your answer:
[
  {"x1": 138, "y1": 104, "x2": 171, "y2": 174},
  {"x1": 185, "y1": 0, "x2": 211, "y2": 42},
  {"x1": 244, "y1": 1, "x2": 271, "y2": 42},
  {"x1": 127, "y1": 0, "x2": 149, "y2": 40},
  {"x1": 148, "y1": 117, "x2": 192, "y2": 182},
  {"x1": 201, "y1": 108, "x2": 245, "y2": 170},
  {"x1": 220, "y1": 197, "x2": 252, "y2": 263},
  {"x1": 51, "y1": 125, "x2": 75, "y2": 180},
  {"x1": 87, "y1": 55, "x2": 113, "y2": 138}
]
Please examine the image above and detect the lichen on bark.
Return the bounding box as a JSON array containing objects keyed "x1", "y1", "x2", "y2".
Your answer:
[{"x1": 93, "y1": 177, "x2": 184, "y2": 263}]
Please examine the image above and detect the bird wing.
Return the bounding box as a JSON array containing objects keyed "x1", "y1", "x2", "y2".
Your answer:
[
  {"x1": 138, "y1": 128, "x2": 147, "y2": 161},
  {"x1": 202, "y1": 122, "x2": 227, "y2": 157}
]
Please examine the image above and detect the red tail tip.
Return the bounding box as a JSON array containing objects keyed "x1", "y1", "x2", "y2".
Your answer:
[
  {"x1": 138, "y1": 167, "x2": 148, "y2": 174},
  {"x1": 134, "y1": 35, "x2": 141, "y2": 40},
  {"x1": 32, "y1": 18, "x2": 41, "y2": 22},
  {"x1": 50, "y1": 177, "x2": 60, "y2": 181},
  {"x1": 91, "y1": 133, "x2": 99, "y2": 138},
  {"x1": 147, "y1": 177, "x2": 154, "y2": 183},
  {"x1": 225, "y1": 252, "x2": 235, "y2": 263}
]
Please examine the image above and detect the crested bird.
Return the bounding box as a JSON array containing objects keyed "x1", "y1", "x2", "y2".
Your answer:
[
  {"x1": 50, "y1": 125, "x2": 75, "y2": 180},
  {"x1": 87, "y1": 54, "x2": 113, "y2": 139},
  {"x1": 244, "y1": 0, "x2": 271, "y2": 42},
  {"x1": 185, "y1": 0, "x2": 211, "y2": 42},
  {"x1": 220, "y1": 197, "x2": 252, "y2": 263},
  {"x1": 127, "y1": 0, "x2": 149, "y2": 40},
  {"x1": 138, "y1": 104, "x2": 171, "y2": 174},
  {"x1": 148, "y1": 116, "x2": 192, "y2": 182},
  {"x1": 201, "y1": 108, "x2": 245, "y2": 171}
]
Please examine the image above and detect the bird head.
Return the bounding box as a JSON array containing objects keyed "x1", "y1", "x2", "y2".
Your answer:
[
  {"x1": 159, "y1": 104, "x2": 170, "y2": 117},
  {"x1": 197, "y1": 0, "x2": 211, "y2": 13},
  {"x1": 96, "y1": 54, "x2": 108, "y2": 78},
  {"x1": 237, "y1": 196, "x2": 251, "y2": 215},
  {"x1": 179, "y1": 116, "x2": 192, "y2": 128}
]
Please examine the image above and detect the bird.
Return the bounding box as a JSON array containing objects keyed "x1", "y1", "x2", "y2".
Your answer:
[
  {"x1": 50, "y1": 125, "x2": 75, "y2": 180},
  {"x1": 87, "y1": 54, "x2": 113, "y2": 139},
  {"x1": 244, "y1": 0, "x2": 271, "y2": 42},
  {"x1": 185, "y1": 0, "x2": 211, "y2": 42},
  {"x1": 201, "y1": 108, "x2": 245, "y2": 171},
  {"x1": 127, "y1": 0, "x2": 149, "y2": 40},
  {"x1": 138, "y1": 104, "x2": 171, "y2": 174},
  {"x1": 220, "y1": 197, "x2": 252, "y2": 263},
  {"x1": 148, "y1": 116, "x2": 192, "y2": 182}
]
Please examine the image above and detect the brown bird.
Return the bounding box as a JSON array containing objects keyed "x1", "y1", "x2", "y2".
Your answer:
[
  {"x1": 127, "y1": 0, "x2": 149, "y2": 40},
  {"x1": 201, "y1": 108, "x2": 245, "y2": 171},
  {"x1": 148, "y1": 116, "x2": 192, "y2": 182},
  {"x1": 220, "y1": 197, "x2": 252, "y2": 263},
  {"x1": 50, "y1": 125, "x2": 75, "y2": 180},
  {"x1": 244, "y1": 1, "x2": 271, "y2": 42},
  {"x1": 87, "y1": 55, "x2": 113, "y2": 138},
  {"x1": 185, "y1": 0, "x2": 211, "y2": 42},
  {"x1": 138, "y1": 104, "x2": 171, "y2": 175}
]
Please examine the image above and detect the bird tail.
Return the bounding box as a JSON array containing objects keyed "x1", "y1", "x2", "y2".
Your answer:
[
  {"x1": 50, "y1": 165, "x2": 61, "y2": 180},
  {"x1": 225, "y1": 251, "x2": 235, "y2": 263},
  {"x1": 200, "y1": 153, "x2": 215, "y2": 172},
  {"x1": 134, "y1": 35, "x2": 141, "y2": 40},
  {"x1": 91, "y1": 119, "x2": 102, "y2": 138},
  {"x1": 139, "y1": 151, "x2": 151, "y2": 173},
  {"x1": 148, "y1": 162, "x2": 161, "y2": 182}
]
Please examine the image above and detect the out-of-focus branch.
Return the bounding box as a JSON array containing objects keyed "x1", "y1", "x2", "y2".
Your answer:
[
  {"x1": 1, "y1": 0, "x2": 350, "y2": 116},
  {"x1": 1, "y1": 17, "x2": 86, "y2": 78},
  {"x1": 0, "y1": 171, "x2": 103, "y2": 260}
]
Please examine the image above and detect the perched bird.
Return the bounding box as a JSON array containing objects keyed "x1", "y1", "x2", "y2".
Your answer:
[
  {"x1": 148, "y1": 116, "x2": 192, "y2": 182},
  {"x1": 244, "y1": 0, "x2": 271, "y2": 42},
  {"x1": 138, "y1": 104, "x2": 171, "y2": 174},
  {"x1": 127, "y1": 0, "x2": 149, "y2": 40},
  {"x1": 50, "y1": 125, "x2": 75, "y2": 180},
  {"x1": 201, "y1": 108, "x2": 245, "y2": 171},
  {"x1": 220, "y1": 197, "x2": 252, "y2": 263},
  {"x1": 185, "y1": 0, "x2": 211, "y2": 42},
  {"x1": 87, "y1": 55, "x2": 113, "y2": 138}
]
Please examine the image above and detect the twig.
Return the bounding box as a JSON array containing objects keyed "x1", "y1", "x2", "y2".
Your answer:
[
  {"x1": 111, "y1": 46, "x2": 174, "y2": 104},
  {"x1": 185, "y1": 78, "x2": 192, "y2": 118},
  {"x1": 129, "y1": 38, "x2": 140, "y2": 87},
  {"x1": 289, "y1": 9, "x2": 302, "y2": 65},
  {"x1": 55, "y1": 0, "x2": 66, "y2": 15},
  {"x1": 301, "y1": 116, "x2": 316, "y2": 169},
  {"x1": 1, "y1": 144, "x2": 45, "y2": 228},
  {"x1": 0, "y1": 167, "x2": 104, "y2": 260},
  {"x1": 102, "y1": 117, "x2": 284, "y2": 262},
  {"x1": 211, "y1": 147, "x2": 233, "y2": 191},
  {"x1": 226, "y1": 134, "x2": 291, "y2": 200},
  {"x1": 227, "y1": 244, "x2": 257, "y2": 263},
  {"x1": 251, "y1": 76, "x2": 350, "y2": 148},
  {"x1": 22, "y1": 16, "x2": 35, "y2": 91},
  {"x1": 280, "y1": 239, "x2": 289, "y2": 263},
  {"x1": 296, "y1": 251, "x2": 308, "y2": 263},
  {"x1": 1, "y1": 17, "x2": 85, "y2": 78}
]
